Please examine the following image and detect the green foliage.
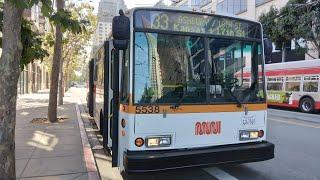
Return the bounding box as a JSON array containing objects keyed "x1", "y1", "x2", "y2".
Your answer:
[
  {"x1": 39, "y1": 0, "x2": 53, "y2": 17},
  {"x1": 0, "y1": 2, "x2": 49, "y2": 69},
  {"x1": 49, "y1": 9, "x2": 86, "y2": 34},
  {"x1": 259, "y1": 7, "x2": 278, "y2": 42},
  {"x1": 44, "y1": 33, "x2": 55, "y2": 47},
  {"x1": 259, "y1": 0, "x2": 320, "y2": 58},
  {"x1": 20, "y1": 20, "x2": 49, "y2": 68},
  {"x1": 61, "y1": 2, "x2": 97, "y2": 84},
  {"x1": 8, "y1": 0, "x2": 53, "y2": 15},
  {"x1": 40, "y1": 2, "x2": 96, "y2": 86},
  {"x1": 9, "y1": 0, "x2": 85, "y2": 33},
  {"x1": 1, "y1": 0, "x2": 89, "y2": 68},
  {"x1": 259, "y1": 5, "x2": 294, "y2": 48}
]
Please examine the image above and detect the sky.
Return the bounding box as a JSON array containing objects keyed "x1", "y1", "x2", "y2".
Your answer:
[
  {"x1": 74, "y1": 0, "x2": 160, "y2": 13},
  {"x1": 124, "y1": 0, "x2": 160, "y2": 9}
]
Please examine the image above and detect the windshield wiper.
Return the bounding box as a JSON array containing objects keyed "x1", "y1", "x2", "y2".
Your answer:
[
  {"x1": 226, "y1": 87, "x2": 243, "y2": 108},
  {"x1": 170, "y1": 93, "x2": 186, "y2": 109}
]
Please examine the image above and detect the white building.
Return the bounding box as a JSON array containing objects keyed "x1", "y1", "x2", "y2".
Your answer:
[
  {"x1": 173, "y1": 0, "x2": 213, "y2": 11},
  {"x1": 92, "y1": 0, "x2": 127, "y2": 51},
  {"x1": 212, "y1": 0, "x2": 288, "y2": 21},
  {"x1": 154, "y1": 0, "x2": 176, "y2": 7},
  {"x1": 174, "y1": 0, "x2": 288, "y2": 20}
]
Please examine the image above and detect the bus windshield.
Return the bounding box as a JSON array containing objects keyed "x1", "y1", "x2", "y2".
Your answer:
[
  {"x1": 134, "y1": 32, "x2": 265, "y2": 104},
  {"x1": 133, "y1": 9, "x2": 265, "y2": 105},
  {"x1": 134, "y1": 32, "x2": 206, "y2": 104}
]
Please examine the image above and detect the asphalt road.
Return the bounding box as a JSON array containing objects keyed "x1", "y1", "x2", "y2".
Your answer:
[
  {"x1": 218, "y1": 109, "x2": 320, "y2": 180},
  {"x1": 76, "y1": 87, "x2": 320, "y2": 180}
]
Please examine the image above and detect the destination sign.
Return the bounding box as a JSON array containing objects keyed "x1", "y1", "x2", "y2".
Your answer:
[{"x1": 134, "y1": 10, "x2": 261, "y2": 39}]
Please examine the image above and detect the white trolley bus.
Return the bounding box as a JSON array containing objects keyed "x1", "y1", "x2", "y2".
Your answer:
[
  {"x1": 89, "y1": 8, "x2": 274, "y2": 175},
  {"x1": 265, "y1": 59, "x2": 320, "y2": 113}
]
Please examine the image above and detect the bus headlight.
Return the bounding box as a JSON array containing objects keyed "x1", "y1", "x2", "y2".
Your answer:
[
  {"x1": 239, "y1": 130, "x2": 261, "y2": 141},
  {"x1": 146, "y1": 136, "x2": 171, "y2": 147}
]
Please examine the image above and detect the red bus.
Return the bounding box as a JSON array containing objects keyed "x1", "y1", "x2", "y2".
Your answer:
[{"x1": 262, "y1": 60, "x2": 320, "y2": 113}]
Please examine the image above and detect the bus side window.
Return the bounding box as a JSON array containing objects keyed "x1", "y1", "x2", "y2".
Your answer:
[
  {"x1": 303, "y1": 75, "x2": 319, "y2": 92},
  {"x1": 267, "y1": 77, "x2": 283, "y2": 91},
  {"x1": 120, "y1": 47, "x2": 130, "y2": 104}
]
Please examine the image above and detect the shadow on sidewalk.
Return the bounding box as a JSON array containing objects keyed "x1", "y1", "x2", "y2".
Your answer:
[{"x1": 15, "y1": 89, "x2": 87, "y2": 179}]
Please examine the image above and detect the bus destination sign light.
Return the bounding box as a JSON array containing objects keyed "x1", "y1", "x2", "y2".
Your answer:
[{"x1": 134, "y1": 10, "x2": 262, "y2": 39}]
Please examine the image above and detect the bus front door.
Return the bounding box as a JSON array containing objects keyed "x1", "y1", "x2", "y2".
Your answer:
[{"x1": 110, "y1": 48, "x2": 120, "y2": 167}]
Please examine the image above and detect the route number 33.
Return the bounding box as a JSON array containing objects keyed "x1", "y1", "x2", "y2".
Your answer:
[{"x1": 152, "y1": 14, "x2": 169, "y2": 30}]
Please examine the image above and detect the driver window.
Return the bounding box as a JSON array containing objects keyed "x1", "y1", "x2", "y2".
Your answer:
[
  {"x1": 208, "y1": 39, "x2": 244, "y2": 98},
  {"x1": 208, "y1": 38, "x2": 264, "y2": 103}
]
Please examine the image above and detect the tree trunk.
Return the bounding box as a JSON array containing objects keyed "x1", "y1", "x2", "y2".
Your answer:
[
  {"x1": 48, "y1": 0, "x2": 64, "y2": 122},
  {"x1": 0, "y1": 1, "x2": 24, "y2": 179},
  {"x1": 281, "y1": 43, "x2": 286, "y2": 62},
  {"x1": 64, "y1": 62, "x2": 70, "y2": 92},
  {"x1": 58, "y1": 58, "x2": 64, "y2": 105}
]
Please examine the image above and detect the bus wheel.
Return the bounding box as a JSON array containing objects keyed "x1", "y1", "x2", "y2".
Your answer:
[
  {"x1": 299, "y1": 97, "x2": 315, "y2": 113},
  {"x1": 100, "y1": 111, "x2": 104, "y2": 134}
]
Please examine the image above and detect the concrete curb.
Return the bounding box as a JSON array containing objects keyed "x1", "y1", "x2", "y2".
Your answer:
[{"x1": 75, "y1": 104, "x2": 101, "y2": 180}]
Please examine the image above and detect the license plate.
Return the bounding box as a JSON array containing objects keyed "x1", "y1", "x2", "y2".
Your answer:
[{"x1": 241, "y1": 115, "x2": 256, "y2": 125}]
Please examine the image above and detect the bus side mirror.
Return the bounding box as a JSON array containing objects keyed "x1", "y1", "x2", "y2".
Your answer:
[
  {"x1": 112, "y1": 10, "x2": 130, "y2": 50},
  {"x1": 263, "y1": 38, "x2": 273, "y2": 58}
]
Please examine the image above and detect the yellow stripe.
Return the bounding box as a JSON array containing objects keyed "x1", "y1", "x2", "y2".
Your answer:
[{"x1": 120, "y1": 103, "x2": 267, "y2": 114}]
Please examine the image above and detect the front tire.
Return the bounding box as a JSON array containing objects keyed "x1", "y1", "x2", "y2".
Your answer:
[{"x1": 299, "y1": 97, "x2": 315, "y2": 113}]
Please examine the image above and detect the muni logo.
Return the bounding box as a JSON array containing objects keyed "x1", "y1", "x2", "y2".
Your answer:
[{"x1": 195, "y1": 121, "x2": 221, "y2": 135}]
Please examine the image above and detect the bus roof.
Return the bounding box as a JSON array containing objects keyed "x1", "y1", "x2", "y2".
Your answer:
[
  {"x1": 264, "y1": 59, "x2": 320, "y2": 76},
  {"x1": 266, "y1": 59, "x2": 320, "y2": 71}
]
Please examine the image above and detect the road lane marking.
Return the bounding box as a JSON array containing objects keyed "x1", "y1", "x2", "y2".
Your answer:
[
  {"x1": 269, "y1": 118, "x2": 320, "y2": 129},
  {"x1": 203, "y1": 167, "x2": 238, "y2": 180}
]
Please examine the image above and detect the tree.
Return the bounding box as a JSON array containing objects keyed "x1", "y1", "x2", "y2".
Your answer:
[
  {"x1": 259, "y1": 0, "x2": 320, "y2": 62},
  {"x1": 57, "y1": 2, "x2": 96, "y2": 105},
  {"x1": 48, "y1": 0, "x2": 64, "y2": 122},
  {"x1": 0, "y1": 0, "x2": 83, "y2": 177},
  {"x1": 0, "y1": 1, "x2": 24, "y2": 178},
  {"x1": 292, "y1": 0, "x2": 320, "y2": 58},
  {"x1": 259, "y1": 6, "x2": 296, "y2": 62},
  {"x1": 47, "y1": 0, "x2": 86, "y2": 120},
  {"x1": 0, "y1": 0, "x2": 50, "y2": 178}
]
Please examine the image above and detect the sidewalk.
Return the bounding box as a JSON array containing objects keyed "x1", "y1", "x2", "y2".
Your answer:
[{"x1": 15, "y1": 89, "x2": 99, "y2": 180}]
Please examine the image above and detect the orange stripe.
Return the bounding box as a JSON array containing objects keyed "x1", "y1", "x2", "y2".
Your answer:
[{"x1": 120, "y1": 104, "x2": 267, "y2": 114}]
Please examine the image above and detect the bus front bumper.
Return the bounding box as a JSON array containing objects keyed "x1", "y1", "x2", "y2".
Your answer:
[{"x1": 124, "y1": 141, "x2": 274, "y2": 173}]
